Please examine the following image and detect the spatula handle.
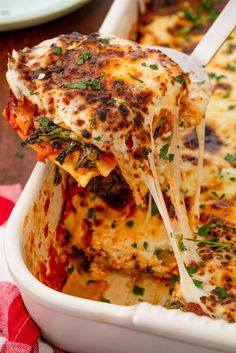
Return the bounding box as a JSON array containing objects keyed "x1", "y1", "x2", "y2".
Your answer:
[{"x1": 191, "y1": 0, "x2": 236, "y2": 66}]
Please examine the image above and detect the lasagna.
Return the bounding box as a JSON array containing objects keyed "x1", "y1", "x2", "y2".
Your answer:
[{"x1": 4, "y1": 0, "x2": 235, "y2": 322}]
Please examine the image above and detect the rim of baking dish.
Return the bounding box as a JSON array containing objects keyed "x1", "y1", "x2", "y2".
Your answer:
[{"x1": 4, "y1": 161, "x2": 236, "y2": 353}]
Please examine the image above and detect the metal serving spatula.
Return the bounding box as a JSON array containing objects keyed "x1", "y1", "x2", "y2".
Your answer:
[{"x1": 156, "y1": 0, "x2": 236, "y2": 86}]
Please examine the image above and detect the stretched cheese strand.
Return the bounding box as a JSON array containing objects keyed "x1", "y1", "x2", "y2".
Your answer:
[
  {"x1": 169, "y1": 113, "x2": 199, "y2": 263},
  {"x1": 193, "y1": 119, "x2": 205, "y2": 219},
  {"x1": 145, "y1": 192, "x2": 152, "y2": 223},
  {"x1": 143, "y1": 154, "x2": 212, "y2": 315}
]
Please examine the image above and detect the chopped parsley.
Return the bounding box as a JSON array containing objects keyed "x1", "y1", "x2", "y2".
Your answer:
[
  {"x1": 54, "y1": 47, "x2": 62, "y2": 56},
  {"x1": 212, "y1": 287, "x2": 228, "y2": 299},
  {"x1": 175, "y1": 75, "x2": 186, "y2": 84},
  {"x1": 178, "y1": 234, "x2": 187, "y2": 251},
  {"x1": 225, "y1": 153, "x2": 236, "y2": 165},
  {"x1": 112, "y1": 98, "x2": 126, "y2": 105},
  {"x1": 186, "y1": 266, "x2": 198, "y2": 276},
  {"x1": 199, "y1": 260, "x2": 205, "y2": 268},
  {"x1": 159, "y1": 144, "x2": 174, "y2": 162},
  {"x1": 64, "y1": 82, "x2": 87, "y2": 90},
  {"x1": 88, "y1": 207, "x2": 94, "y2": 218},
  {"x1": 87, "y1": 79, "x2": 101, "y2": 90},
  {"x1": 208, "y1": 72, "x2": 226, "y2": 81},
  {"x1": 199, "y1": 204, "x2": 205, "y2": 209},
  {"x1": 99, "y1": 38, "x2": 110, "y2": 45},
  {"x1": 149, "y1": 64, "x2": 158, "y2": 70},
  {"x1": 228, "y1": 105, "x2": 236, "y2": 111},
  {"x1": 29, "y1": 91, "x2": 36, "y2": 95},
  {"x1": 90, "y1": 118, "x2": 95, "y2": 127},
  {"x1": 170, "y1": 275, "x2": 179, "y2": 285},
  {"x1": 225, "y1": 63, "x2": 235, "y2": 72},
  {"x1": 197, "y1": 223, "x2": 213, "y2": 237},
  {"x1": 65, "y1": 79, "x2": 101, "y2": 90},
  {"x1": 67, "y1": 265, "x2": 75, "y2": 274},
  {"x1": 93, "y1": 136, "x2": 101, "y2": 141},
  {"x1": 126, "y1": 220, "x2": 134, "y2": 228},
  {"x1": 182, "y1": 8, "x2": 201, "y2": 26},
  {"x1": 141, "y1": 62, "x2": 147, "y2": 66},
  {"x1": 151, "y1": 201, "x2": 159, "y2": 216},
  {"x1": 184, "y1": 237, "x2": 234, "y2": 250},
  {"x1": 100, "y1": 297, "x2": 111, "y2": 303},
  {"x1": 40, "y1": 117, "x2": 50, "y2": 127},
  {"x1": 76, "y1": 58, "x2": 84, "y2": 65},
  {"x1": 133, "y1": 285, "x2": 144, "y2": 296},
  {"x1": 130, "y1": 74, "x2": 144, "y2": 83},
  {"x1": 143, "y1": 241, "x2": 148, "y2": 250},
  {"x1": 227, "y1": 43, "x2": 234, "y2": 54},
  {"x1": 131, "y1": 243, "x2": 137, "y2": 248},
  {"x1": 230, "y1": 177, "x2": 236, "y2": 182},
  {"x1": 193, "y1": 279, "x2": 203, "y2": 288}
]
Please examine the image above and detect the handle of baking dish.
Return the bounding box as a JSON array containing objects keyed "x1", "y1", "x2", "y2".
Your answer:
[{"x1": 191, "y1": 0, "x2": 236, "y2": 67}]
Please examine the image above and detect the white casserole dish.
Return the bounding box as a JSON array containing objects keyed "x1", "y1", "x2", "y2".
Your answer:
[{"x1": 5, "y1": 1, "x2": 236, "y2": 352}]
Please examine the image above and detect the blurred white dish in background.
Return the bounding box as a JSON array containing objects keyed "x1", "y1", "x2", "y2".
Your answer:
[{"x1": 0, "y1": 0, "x2": 90, "y2": 31}]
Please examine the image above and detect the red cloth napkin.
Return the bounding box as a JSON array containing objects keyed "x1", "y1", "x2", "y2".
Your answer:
[{"x1": 0, "y1": 185, "x2": 65, "y2": 353}]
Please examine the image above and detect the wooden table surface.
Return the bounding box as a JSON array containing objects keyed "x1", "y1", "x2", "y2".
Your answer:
[{"x1": 0, "y1": 0, "x2": 113, "y2": 186}]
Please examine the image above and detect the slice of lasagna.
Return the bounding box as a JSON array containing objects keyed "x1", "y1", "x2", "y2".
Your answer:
[{"x1": 5, "y1": 32, "x2": 209, "y2": 204}]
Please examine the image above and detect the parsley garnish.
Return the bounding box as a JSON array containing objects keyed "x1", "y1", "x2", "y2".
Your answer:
[
  {"x1": 175, "y1": 75, "x2": 186, "y2": 84},
  {"x1": 143, "y1": 241, "x2": 148, "y2": 250},
  {"x1": 64, "y1": 82, "x2": 87, "y2": 90},
  {"x1": 126, "y1": 220, "x2": 134, "y2": 228},
  {"x1": 170, "y1": 275, "x2": 179, "y2": 285},
  {"x1": 94, "y1": 136, "x2": 101, "y2": 141},
  {"x1": 193, "y1": 279, "x2": 203, "y2": 288},
  {"x1": 99, "y1": 38, "x2": 110, "y2": 45},
  {"x1": 100, "y1": 297, "x2": 111, "y2": 303},
  {"x1": 228, "y1": 105, "x2": 236, "y2": 111},
  {"x1": 208, "y1": 72, "x2": 226, "y2": 81},
  {"x1": 225, "y1": 63, "x2": 235, "y2": 71},
  {"x1": 225, "y1": 153, "x2": 236, "y2": 165},
  {"x1": 40, "y1": 117, "x2": 50, "y2": 127},
  {"x1": 184, "y1": 237, "x2": 234, "y2": 250},
  {"x1": 159, "y1": 144, "x2": 169, "y2": 159},
  {"x1": 90, "y1": 118, "x2": 95, "y2": 127},
  {"x1": 159, "y1": 144, "x2": 174, "y2": 161},
  {"x1": 151, "y1": 201, "x2": 159, "y2": 216},
  {"x1": 131, "y1": 243, "x2": 137, "y2": 248},
  {"x1": 133, "y1": 285, "x2": 144, "y2": 296},
  {"x1": 197, "y1": 223, "x2": 213, "y2": 237},
  {"x1": 76, "y1": 58, "x2": 84, "y2": 65},
  {"x1": 87, "y1": 79, "x2": 101, "y2": 90},
  {"x1": 150, "y1": 64, "x2": 158, "y2": 70},
  {"x1": 112, "y1": 98, "x2": 126, "y2": 105},
  {"x1": 178, "y1": 234, "x2": 187, "y2": 251},
  {"x1": 141, "y1": 62, "x2": 147, "y2": 66},
  {"x1": 182, "y1": 9, "x2": 201, "y2": 26},
  {"x1": 54, "y1": 47, "x2": 62, "y2": 56},
  {"x1": 88, "y1": 207, "x2": 94, "y2": 218},
  {"x1": 67, "y1": 265, "x2": 75, "y2": 274},
  {"x1": 227, "y1": 43, "x2": 234, "y2": 54},
  {"x1": 130, "y1": 74, "x2": 144, "y2": 83},
  {"x1": 212, "y1": 287, "x2": 228, "y2": 299},
  {"x1": 29, "y1": 91, "x2": 36, "y2": 95},
  {"x1": 199, "y1": 204, "x2": 205, "y2": 209},
  {"x1": 186, "y1": 266, "x2": 198, "y2": 276}
]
